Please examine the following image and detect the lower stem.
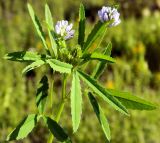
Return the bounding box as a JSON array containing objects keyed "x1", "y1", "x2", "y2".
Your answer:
[
  {"x1": 47, "y1": 74, "x2": 67, "y2": 143},
  {"x1": 50, "y1": 75, "x2": 54, "y2": 112}
]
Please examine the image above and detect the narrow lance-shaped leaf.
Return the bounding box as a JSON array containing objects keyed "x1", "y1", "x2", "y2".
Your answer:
[
  {"x1": 45, "y1": 4, "x2": 54, "y2": 30},
  {"x1": 78, "y1": 3, "x2": 85, "y2": 47},
  {"x1": 4, "y1": 51, "x2": 41, "y2": 62},
  {"x1": 49, "y1": 30, "x2": 58, "y2": 57},
  {"x1": 49, "y1": 37, "x2": 58, "y2": 57},
  {"x1": 71, "y1": 71, "x2": 82, "y2": 132},
  {"x1": 108, "y1": 89, "x2": 157, "y2": 110},
  {"x1": 22, "y1": 60, "x2": 45, "y2": 74},
  {"x1": 43, "y1": 116, "x2": 70, "y2": 142},
  {"x1": 92, "y1": 42, "x2": 112, "y2": 79},
  {"x1": 36, "y1": 75, "x2": 49, "y2": 114},
  {"x1": 7, "y1": 114, "x2": 40, "y2": 141},
  {"x1": 27, "y1": 4, "x2": 49, "y2": 52},
  {"x1": 45, "y1": 4, "x2": 57, "y2": 56},
  {"x1": 47, "y1": 59, "x2": 73, "y2": 73},
  {"x1": 82, "y1": 52, "x2": 115, "y2": 64},
  {"x1": 82, "y1": 21, "x2": 109, "y2": 53},
  {"x1": 77, "y1": 70, "x2": 129, "y2": 115},
  {"x1": 88, "y1": 92, "x2": 111, "y2": 141}
]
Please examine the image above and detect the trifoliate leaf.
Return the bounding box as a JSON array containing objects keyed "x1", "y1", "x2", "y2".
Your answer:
[{"x1": 77, "y1": 70, "x2": 129, "y2": 116}]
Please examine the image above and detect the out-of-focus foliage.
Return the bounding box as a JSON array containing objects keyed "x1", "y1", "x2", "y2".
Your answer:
[{"x1": 0, "y1": 0, "x2": 160, "y2": 143}]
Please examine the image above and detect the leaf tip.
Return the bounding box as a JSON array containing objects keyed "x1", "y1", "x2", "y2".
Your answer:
[
  {"x1": 73, "y1": 124, "x2": 80, "y2": 133},
  {"x1": 3, "y1": 55, "x2": 9, "y2": 60},
  {"x1": 123, "y1": 109, "x2": 130, "y2": 117},
  {"x1": 27, "y1": 3, "x2": 31, "y2": 9},
  {"x1": 6, "y1": 136, "x2": 10, "y2": 141}
]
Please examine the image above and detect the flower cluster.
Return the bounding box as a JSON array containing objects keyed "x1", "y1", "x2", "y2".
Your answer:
[
  {"x1": 55, "y1": 20, "x2": 75, "y2": 40},
  {"x1": 55, "y1": 6, "x2": 120, "y2": 41},
  {"x1": 98, "y1": 6, "x2": 121, "y2": 27}
]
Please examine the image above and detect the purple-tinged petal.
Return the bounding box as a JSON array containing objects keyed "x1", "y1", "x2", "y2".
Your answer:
[
  {"x1": 98, "y1": 6, "x2": 121, "y2": 27},
  {"x1": 55, "y1": 20, "x2": 75, "y2": 40}
]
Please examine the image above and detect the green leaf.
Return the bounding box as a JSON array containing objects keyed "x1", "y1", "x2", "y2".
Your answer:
[
  {"x1": 45, "y1": 4, "x2": 54, "y2": 30},
  {"x1": 43, "y1": 116, "x2": 70, "y2": 142},
  {"x1": 22, "y1": 60, "x2": 45, "y2": 74},
  {"x1": 36, "y1": 76, "x2": 49, "y2": 114},
  {"x1": 71, "y1": 71, "x2": 82, "y2": 132},
  {"x1": 4, "y1": 51, "x2": 41, "y2": 62},
  {"x1": 47, "y1": 59, "x2": 73, "y2": 73},
  {"x1": 82, "y1": 52, "x2": 115, "y2": 63},
  {"x1": 78, "y1": 3, "x2": 85, "y2": 47},
  {"x1": 88, "y1": 92, "x2": 111, "y2": 141},
  {"x1": 45, "y1": 4, "x2": 57, "y2": 57},
  {"x1": 77, "y1": 70, "x2": 129, "y2": 115},
  {"x1": 108, "y1": 89, "x2": 157, "y2": 110},
  {"x1": 27, "y1": 3, "x2": 48, "y2": 52},
  {"x1": 7, "y1": 114, "x2": 40, "y2": 141},
  {"x1": 49, "y1": 31, "x2": 58, "y2": 57},
  {"x1": 82, "y1": 21, "x2": 109, "y2": 53},
  {"x1": 92, "y1": 42, "x2": 112, "y2": 79}
]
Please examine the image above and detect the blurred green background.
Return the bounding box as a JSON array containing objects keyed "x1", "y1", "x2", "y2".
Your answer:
[{"x1": 0, "y1": 0, "x2": 160, "y2": 143}]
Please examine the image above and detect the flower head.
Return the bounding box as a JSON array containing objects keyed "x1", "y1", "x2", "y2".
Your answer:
[
  {"x1": 55, "y1": 20, "x2": 75, "y2": 40},
  {"x1": 98, "y1": 6, "x2": 121, "y2": 27}
]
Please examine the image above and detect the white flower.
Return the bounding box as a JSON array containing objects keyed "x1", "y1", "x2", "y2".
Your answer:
[
  {"x1": 55, "y1": 20, "x2": 75, "y2": 40},
  {"x1": 98, "y1": 6, "x2": 121, "y2": 27}
]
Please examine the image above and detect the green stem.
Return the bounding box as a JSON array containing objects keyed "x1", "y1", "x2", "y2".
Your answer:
[
  {"x1": 50, "y1": 75, "x2": 54, "y2": 112},
  {"x1": 47, "y1": 74, "x2": 67, "y2": 143},
  {"x1": 47, "y1": 74, "x2": 54, "y2": 143},
  {"x1": 62, "y1": 74, "x2": 67, "y2": 99},
  {"x1": 55, "y1": 101, "x2": 65, "y2": 122}
]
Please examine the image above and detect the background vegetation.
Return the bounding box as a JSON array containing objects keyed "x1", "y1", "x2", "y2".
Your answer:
[{"x1": 0, "y1": 0, "x2": 160, "y2": 142}]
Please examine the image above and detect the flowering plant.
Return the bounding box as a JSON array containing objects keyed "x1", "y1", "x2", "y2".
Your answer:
[{"x1": 4, "y1": 3, "x2": 157, "y2": 143}]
